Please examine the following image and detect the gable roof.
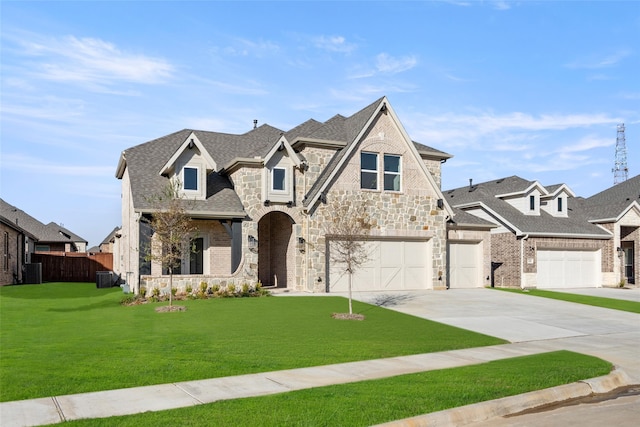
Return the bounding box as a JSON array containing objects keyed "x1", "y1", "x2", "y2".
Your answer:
[
  {"x1": 445, "y1": 176, "x2": 610, "y2": 238},
  {"x1": 302, "y1": 97, "x2": 453, "y2": 213},
  {"x1": 582, "y1": 174, "x2": 640, "y2": 222},
  {"x1": 0, "y1": 198, "x2": 87, "y2": 244},
  {"x1": 117, "y1": 97, "x2": 453, "y2": 217}
]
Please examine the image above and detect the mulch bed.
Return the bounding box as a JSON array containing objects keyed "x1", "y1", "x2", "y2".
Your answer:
[
  {"x1": 155, "y1": 305, "x2": 187, "y2": 313},
  {"x1": 331, "y1": 312, "x2": 365, "y2": 320}
]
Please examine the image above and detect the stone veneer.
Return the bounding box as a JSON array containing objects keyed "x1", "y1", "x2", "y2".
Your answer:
[{"x1": 140, "y1": 109, "x2": 449, "y2": 294}]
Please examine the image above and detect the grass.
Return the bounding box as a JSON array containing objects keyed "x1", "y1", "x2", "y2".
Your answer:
[
  {"x1": 0, "y1": 282, "x2": 506, "y2": 402},
  {"x1": 494, "y1": 288, "x2": 640, "y2": 314},
  {"x1": 58, "y1": 350, "x2": 612, "y2": 427}
]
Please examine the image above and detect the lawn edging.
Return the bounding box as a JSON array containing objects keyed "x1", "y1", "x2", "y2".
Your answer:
[{"x1": 375, "y1": 366, "x2": 636, "y2": 427}]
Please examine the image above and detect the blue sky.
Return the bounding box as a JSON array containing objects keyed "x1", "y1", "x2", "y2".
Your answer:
[{"x1": 1, "y1": 1, "x2": 639, "y2": 247}]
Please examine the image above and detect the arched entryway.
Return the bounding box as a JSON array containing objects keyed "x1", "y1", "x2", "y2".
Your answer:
[{"x1": 258, "y1": 211, "x2": 294, "y2": 288}]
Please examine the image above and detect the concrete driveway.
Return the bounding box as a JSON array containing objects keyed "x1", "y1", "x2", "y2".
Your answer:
[{"x1": 351, "y1": 287, "x2": 640, "y2": 381}]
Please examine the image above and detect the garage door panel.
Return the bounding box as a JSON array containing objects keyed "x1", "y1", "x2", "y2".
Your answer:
[
  {"x1": 329, "y1": 240, "x2": 431, "y2": 292},
  {"x1": 537, "y1": 249, "x2": 600, "y2": 289},
  {"x1": 449, "y1": 242, "x2": 482, "y2": 288}
]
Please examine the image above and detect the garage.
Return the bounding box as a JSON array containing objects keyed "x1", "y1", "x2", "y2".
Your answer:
[
  {"x1": 537, "y1": 249, "x2": 601, "y2": 288},
  {"x1": 448, "y1": 241, "x2": 483, "y2": 288},
  {"x1": 328, "y1": 239, "x2": 432, "y2": 292}
]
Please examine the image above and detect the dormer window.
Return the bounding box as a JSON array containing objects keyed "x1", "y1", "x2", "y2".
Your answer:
[
  {"x1": 272, "y1": 167, "x2": 286, "y2": 191},
  {"x1": 183, "y1": 167, "x2": 198, "y2": 191},
  {"x1": 557, "y1": 197, "x2": 563, "y2": 213},
  {"x1": 529, "y1": 195, "x2": 535, "y2": 211}
]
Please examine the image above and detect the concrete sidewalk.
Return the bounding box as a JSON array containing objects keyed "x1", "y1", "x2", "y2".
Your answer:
[
  {"x1": 2, "y1": 342, "x2": 634, "y2": 427},
  {"x1": 2, "y1": 287, "x2": 638, "y2": 426}
]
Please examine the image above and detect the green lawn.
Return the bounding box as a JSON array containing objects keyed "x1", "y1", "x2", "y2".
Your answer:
[
  {"x1": 494, "y1": 288, "x2": 640, "y2": 313},
  {"x1": 0, "y1": 282, "x2": 506, "y2": 402},
  {"x1": 58, "y1": 350, "x2": 612, "y2": 427}
]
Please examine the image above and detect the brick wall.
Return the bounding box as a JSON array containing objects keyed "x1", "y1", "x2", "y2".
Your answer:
[{"x1": 1, "y1": 223, "x2": 22, "y2": 285}]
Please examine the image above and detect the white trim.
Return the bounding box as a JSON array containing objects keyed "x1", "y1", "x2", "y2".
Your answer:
[
  {"x1": 159, "y1": 132, "x2": 217, "y2": 176},
  {"x1": 304, "y1": 97, "x2": 455, "y2": 217}
]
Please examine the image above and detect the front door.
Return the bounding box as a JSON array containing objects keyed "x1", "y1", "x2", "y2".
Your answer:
[
  {"x1": 258, "y1": 212, "x2": 294, "y2": 288},
  {"x1": 623, "y1": 243, "x2": 634, "y2": 284}
]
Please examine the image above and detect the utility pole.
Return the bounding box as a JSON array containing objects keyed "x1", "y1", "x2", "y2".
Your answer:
[{"x1": 613, "y1": 123, "x2": 628, "y2": 185}]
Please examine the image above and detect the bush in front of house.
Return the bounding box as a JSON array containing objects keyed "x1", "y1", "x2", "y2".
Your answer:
[{"x1": 122, "y1": 281, "x2": 269, "y2": 306}]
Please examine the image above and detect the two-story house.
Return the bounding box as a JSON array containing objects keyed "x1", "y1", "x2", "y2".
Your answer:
[
  {"x1": 445, "y1": 176, "x2": 612, "y2": 289},
  {"x1": 115, "y1": 97, "x2": 454, "y2": 295}
]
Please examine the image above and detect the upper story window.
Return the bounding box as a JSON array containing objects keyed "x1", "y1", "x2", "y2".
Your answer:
[
  {"x1": 557, "y1": 197, "x2": 563, "y2": 212},
  {"x1": 183, "y1": 167, "x2": 198, "y2": 191},
  {"x1": 384, "y1": 154, "x2": 401, "y2": 191},
  {"x1": 529, "y1": 195, "x2": 535, "y2": 211},
  {"x1": 272, "y1": 167, "x2": 286, "y2": 191},
  {"x1": 361, "y1": 152, "x2": 378, "y2": 190}
]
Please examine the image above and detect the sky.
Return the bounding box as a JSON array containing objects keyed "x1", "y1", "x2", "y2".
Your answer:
[{"x1": 1, "y1": 1, "x2": 639, "y2": 248}]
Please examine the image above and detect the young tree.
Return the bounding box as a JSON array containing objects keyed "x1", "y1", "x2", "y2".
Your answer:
[
  {"x1": 144, "y1": 181, "x2": 197, "y2": 309},
  {"x1": 325, "y1": 198, "x2": 373, "y2": 315}
]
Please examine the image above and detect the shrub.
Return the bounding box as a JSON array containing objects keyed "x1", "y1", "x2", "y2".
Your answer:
[
  {"x1": 186, "y1": 285, "x2": 193, "y2": 294},
  {"x1": 199, "y1": 281, "x2": 208, "y2": 293}
]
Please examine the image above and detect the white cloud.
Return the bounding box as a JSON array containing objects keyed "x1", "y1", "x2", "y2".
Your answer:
[
  {"x1": 565, "y1": 49, "x2": 632, "y2": 69},
  {"x1": 9, "y1": 32, "x2": 174, "y2": 89},
  {"x1": 375, "y1": 53, "x2": 418, "y2": 74},
  {"x1": 313, "y1": 35, "x2": 357, "y2": 54},
  {"x1": 555, "y1": 135, "x2": 614, "y2": 154},
  {"x1": 221, "y1": 37, "x2": 280, "y2": 57},
  {"x1": 0, "y1": 153, "x2": 113, "y2": 177}
]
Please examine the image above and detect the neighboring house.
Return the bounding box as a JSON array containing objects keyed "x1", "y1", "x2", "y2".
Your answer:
[
  {"x1": 444, "y1": 176, "x2": 612, "y2": 289},
  {"x1": 0, "y1": 213, "x2": 37, "y2": 285},
  {"x1": 116, "y1": 97, "x2": 453, "y2": 294},
  {"x1": 0, "y1": 199, "x2": 88, "y2": 254},
  {"x1": 580, "y1": 174, "x2": 640, "y2": 286},
  {"x1": 98, "y1": 226, "x2": 121, "y2": 253}
]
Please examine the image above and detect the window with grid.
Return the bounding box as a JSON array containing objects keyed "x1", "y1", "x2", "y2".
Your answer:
[
  {"x1": 360, "y1": 152, "x2": 378, "y2": 190},
  {"x1": 383, "y1": 154, "x2": 401, "y2": 191}
]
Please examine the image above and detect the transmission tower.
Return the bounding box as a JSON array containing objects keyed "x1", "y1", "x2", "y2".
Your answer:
[{"x1": 613, "y1": 123, "x2": 628, "y2": 185}]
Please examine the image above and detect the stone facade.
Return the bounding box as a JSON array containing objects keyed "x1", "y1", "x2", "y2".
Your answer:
[{"x1": 120, "y1": 99, "x2": 451, "y2": 294}]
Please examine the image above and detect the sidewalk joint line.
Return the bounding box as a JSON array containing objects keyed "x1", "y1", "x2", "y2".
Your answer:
[
  {"x1": 173, "y1": 384, "x2": 204, "y2": 404},
  {"x1": 51, "y1": 396, "x2": 66, "y2": 423}
]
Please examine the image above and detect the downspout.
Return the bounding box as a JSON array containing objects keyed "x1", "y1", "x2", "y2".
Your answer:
[
  {"x1": 520, "y1": 234, "x2": 529, "y2": 289},
  {"x1": 302, "y1": 162, "x2": 310, "y2": 292}
]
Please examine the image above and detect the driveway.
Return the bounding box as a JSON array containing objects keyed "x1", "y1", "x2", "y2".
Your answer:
[{"x1": 352, "y1": 288, "x2": 640, "y2": 381}]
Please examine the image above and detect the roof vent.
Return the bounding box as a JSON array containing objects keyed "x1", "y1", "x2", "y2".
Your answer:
[{"x1": 253, "y1": 119, "x2": 258, "y2": 129}]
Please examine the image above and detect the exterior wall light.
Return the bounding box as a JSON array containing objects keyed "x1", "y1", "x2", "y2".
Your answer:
[
  {"x1": 297, "y1": 237, "x2": 306, "y2": 253},
  {"x1": 248, "y1": 235, "x2": 258, "y2": 252}
]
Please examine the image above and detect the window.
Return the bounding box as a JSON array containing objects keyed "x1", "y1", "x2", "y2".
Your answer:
[
  {"x1": 272, "y1": 168, "x2": 286, "y2": 191},
  {"x1": 384, "y1": 155, "x2": 401, "y2": 191},
  {"x1": 557, "y1": 197, "x2": 563, "y2": 212},
  {"x1": 183, "y1": 167, "x2": 198, "y2": 191},
  {"x1": 189, "y1": 238, "x2": 204, "y2": 274},
  {"x1": 529, "y1": 195, "x2": 535, "y2": 211},
  {"x1": 361, "y1": 152, "x2": 378, "y2": 190}
]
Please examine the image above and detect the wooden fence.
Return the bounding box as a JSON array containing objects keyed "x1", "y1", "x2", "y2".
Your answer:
[{"x1": 32, "y1": 252, "x2": 114, "y2": 283}]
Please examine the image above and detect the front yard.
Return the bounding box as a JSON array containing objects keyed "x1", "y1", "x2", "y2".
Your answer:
[{"x1": 1, "y1": 282, "x2": 506, "y2": 402}]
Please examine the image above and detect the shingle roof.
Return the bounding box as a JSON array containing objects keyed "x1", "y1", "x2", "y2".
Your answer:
[
  {"x1": 444, "y1": 176, "x2": 610, "y2": 237},
  {"x1": 582, "y1": 174, "x2": 640, "y2": 221},
  {"x1": 120, "y1": 97, "x2": 452, "y2": 215},
  {"x1": 0, "y1": 198, "x2": 87, "y2": 244}
]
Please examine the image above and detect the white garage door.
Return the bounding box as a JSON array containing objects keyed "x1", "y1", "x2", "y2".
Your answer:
[
  {"x1": 449, "y1": 242, "x2": 482, "y2": 288},
  {"x1": 329, "y1": 239, "x2": 432, "y2": 292},
  {"x1": 537, "y1": 249, "x2": 600, "y2": 288}
]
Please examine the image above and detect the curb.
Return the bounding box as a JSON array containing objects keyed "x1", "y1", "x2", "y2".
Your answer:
[{"x1": 373, "y1": 367, "x2": 634, "y2": 427}]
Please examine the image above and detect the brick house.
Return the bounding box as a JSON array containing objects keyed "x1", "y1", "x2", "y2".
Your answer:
[
  {"x1": 0, "y1": 199, "x2": 88, "y2": 255},
  {"x1": 115, "y1": 97, "x2": 454, "y2": 295},
  {"x1": 444, "y1": 176, "x2": 615, "y2": 289},
  {"x1": 0, "y1": 213, "x2": 36, "y2": 285},
  {"x1": 580, "y1": 174, "x2": 640, "y2": 286}
]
